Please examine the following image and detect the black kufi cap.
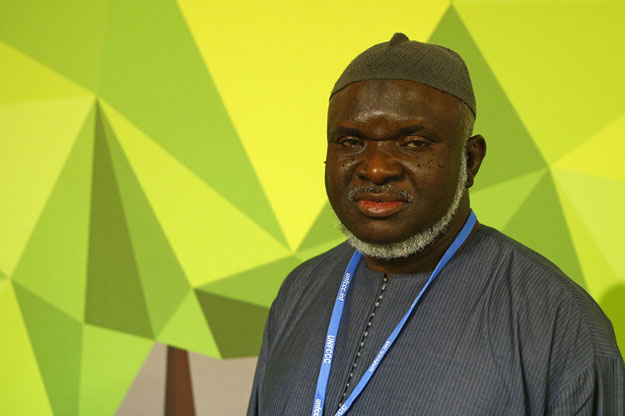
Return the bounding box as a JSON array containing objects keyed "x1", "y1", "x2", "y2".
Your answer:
[{"x1": 331, "y1": 33, "x2": 476, "y2": 117}]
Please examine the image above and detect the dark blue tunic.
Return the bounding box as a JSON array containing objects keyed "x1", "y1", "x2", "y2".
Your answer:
[{"x1": 248, "y1": 226, "x2": 624, "y2": 415}]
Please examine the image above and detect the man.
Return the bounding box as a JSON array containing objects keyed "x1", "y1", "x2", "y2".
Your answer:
[{"x1": 247, "y1": 33, "x2": 624, "y2": 415}]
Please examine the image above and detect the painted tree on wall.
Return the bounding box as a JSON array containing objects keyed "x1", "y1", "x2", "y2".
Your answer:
[
  {"x1": 0, "y1": 0, "x2": 306, "y2": 413},
  {"x1": 2, "y1": 0, "x2": 624, "y2": 415}
]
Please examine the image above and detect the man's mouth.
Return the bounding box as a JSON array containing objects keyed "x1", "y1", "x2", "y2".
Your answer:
[
  {"x1": 356, "y1": 200, "x2": 406, "y2": 217},
  {"x1": 353, "y1": 192, "x2": 408, "y2": 218}
]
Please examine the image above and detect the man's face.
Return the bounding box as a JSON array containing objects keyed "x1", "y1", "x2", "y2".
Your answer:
[{"x1": 325, "y1": 79, "x2": 470, "y2": 246}]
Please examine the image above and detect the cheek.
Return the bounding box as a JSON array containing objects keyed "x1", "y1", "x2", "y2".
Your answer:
[
  {"x1": 325, "y1": 165, "x2": 348, "y2": 197},
  {"x1": 325, "y1": 154, "x2": 358, "y2": 187},
  {"x1": 402, "y1": 153, "x2": 456, "y2": 193},
  {"x1": 324, "y1": 158, "x2": 344, "y2": 194}
]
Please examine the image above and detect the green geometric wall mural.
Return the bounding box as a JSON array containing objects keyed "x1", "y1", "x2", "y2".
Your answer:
[
  {"x1": 1, "y1": 0, "x2": 623, "y2": 414},
  {"x1": 194, "y1": 291, "x2": 269, "y2": 359}
]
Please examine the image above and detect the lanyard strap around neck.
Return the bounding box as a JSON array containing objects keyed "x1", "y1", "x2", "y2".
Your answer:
[{"x1": 311, "y1": 210, "x2": 477, "y2": 416}]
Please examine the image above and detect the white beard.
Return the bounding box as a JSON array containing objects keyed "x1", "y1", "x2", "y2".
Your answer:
[{"x1": 339, "y1": 151, "x2": 468, "y2": 260}]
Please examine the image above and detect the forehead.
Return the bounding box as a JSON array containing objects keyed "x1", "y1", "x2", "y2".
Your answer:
[{"x1": 328, "y1": 79, "x2": 465, "y2": 135}]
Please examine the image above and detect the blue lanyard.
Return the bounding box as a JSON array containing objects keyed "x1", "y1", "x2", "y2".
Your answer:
[{"x1": 311, "y1": 210, "x2": 477, "y2": 416}]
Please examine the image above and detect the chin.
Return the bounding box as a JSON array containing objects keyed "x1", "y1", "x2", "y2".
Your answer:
[
  {"x1": 341, "y1": 223, "x2": 416, "y2": 245},
  {"x1": 338, "y1": 223, "x2": 425, "y2": 260},
  {"x1": 337, "y1": 199, "x2": 463, "y2": 259}
]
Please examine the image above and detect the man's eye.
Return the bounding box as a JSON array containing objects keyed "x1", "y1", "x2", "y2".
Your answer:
[
  {"x1": 339, "y1": 138, "x2": 361, "y2": 147},
  {"x1": 403, "y1": 139, "x2": 426, "y2": 148}
]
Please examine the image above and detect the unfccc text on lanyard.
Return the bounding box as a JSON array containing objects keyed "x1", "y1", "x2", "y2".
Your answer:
[{"x1": 311, "y1": 210, "x2": 478, "y2": 416}]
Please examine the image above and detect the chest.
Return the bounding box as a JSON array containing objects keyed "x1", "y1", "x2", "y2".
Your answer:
[{"x1": 261, "y1": 275, "x2": 534, "y2": 415}]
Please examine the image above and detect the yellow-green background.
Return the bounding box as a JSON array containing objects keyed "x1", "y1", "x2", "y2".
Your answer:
[{"x1": 1, "y1": 0, "x2": 624, "y2": 414}]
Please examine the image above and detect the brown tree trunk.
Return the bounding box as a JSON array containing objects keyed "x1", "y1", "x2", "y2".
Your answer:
[{"x1": 165, "y1": 346, "x2": 196, "y2": 416}]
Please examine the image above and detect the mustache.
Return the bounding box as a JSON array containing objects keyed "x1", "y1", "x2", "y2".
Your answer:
[{"x1": 347, "y1": 185, "x2": 413, "y2": 202}]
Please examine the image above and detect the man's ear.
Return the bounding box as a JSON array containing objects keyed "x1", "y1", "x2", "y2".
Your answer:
[{"x1": 465, "y1": 134, "x2": 486, "y2": 188}]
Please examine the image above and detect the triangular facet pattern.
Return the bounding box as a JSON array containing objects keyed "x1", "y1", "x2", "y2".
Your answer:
[
  {"x1": 13, "y1": 283, "x2": 83, "y2": 416},
  {"x1": 84, "y1": 103, "x2": 153, "y2": 338},
  {"x1": 199, "y1": 256, "x2": 301, "y2": 308},
  {"x1": 0, "y1": 96, "x2": 94, "y2": 277},
  {"x1": 0, "y1": 1, "x2": 109, "y2": 89},
  {"x1": 195, "y1": 291, "x2": 269, "y2": 358},
  {"x1": 429, "y1": 5, "x2": 547, "y2": 191},
  {"x1": 456, "y1": 0, "x2": 625, "y2": 164},
  {"x1": 552, "y1": 169, "x2": 625, "y2": 284},
  {"x1": 102, "y1": 105, "x2": 190, "y2": 335},
  {"x1": 0, "y1": 41, "x2": 90, "y2": 105},
  {"x1": 2, "y1": 1, "x2": 624, "y2": 413},
  {"x1": 504, "y1": 172, "x2": 585, "y2": 287},
  {"x1": 555, "y1": 112, "x2": 625, "y2": 182},
  {"x1": 471, "y1": 169, "x2": 546, "y2": 230},
  {"x1": 0, "y1": 283, "x2": 54, "y2": 416},
  {"x1": 115, "y1": 343, "x2": 167, "y2": 416},
  {"x1": 103, "y1": 102, "x2": 291, "y2": 287},
  {"x1": 12, "y1": 103, "x2": 95, "y2": 320},
  {"x1": 78, "y1": 325, "x2": 153, "y2": 416},
  {"x1": 297, "y1": 203, "x2": 345, "y2": 252},
  {"x1": 157, "y1": 291, "x2": 220, "y2": 358},
  {"x1": 555, "y1": 189, "x2": 621, "y2": 299},
  {"x1": 96, "y1": 0, "x2": 286, "y2": 246}
]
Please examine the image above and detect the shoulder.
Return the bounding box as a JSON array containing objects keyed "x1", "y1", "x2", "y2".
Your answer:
[
  {"x1": 280, "y1": 241, "x2": 353, "y2": 290},
  {"x1": 262, "y1": 241, "x2": 353, "y2": 349},
  {"x1": 269, "y1": 241, "x2": 353, "y2": 315},
  {"x1": 477, "y1": 225, "x2": 616, "y2": 336},
  {"x1": 472, "y1": 225, "x2": 622, "y2": 383},
  {"x1": 474, "y1": 225, "x2": 574, "y2": 284},
  {"x1": 474, "y1": 226, "x2": 597, "y2": 310}
]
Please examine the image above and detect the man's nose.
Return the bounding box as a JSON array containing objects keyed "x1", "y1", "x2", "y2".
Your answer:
[{"x1": 355, "y1": 143, "x2": 403, "y2": 185}]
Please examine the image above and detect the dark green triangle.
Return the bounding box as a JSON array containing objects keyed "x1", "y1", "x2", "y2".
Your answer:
[
  {"x1": 195, "y1": 291, "x2": 268, "y2": 358},
  {"x1": 13, "y1": 282, "x2": 82, "y2": 416},
  {"x1": 429, "y1": 6, "x2": 547, "y2": 191},
  {"x1": 95, "y1": 0, "x2": 286, "y2": 247},
  {"x1": 0, "y1": 0, "x2": 109, "y2": 88},
  {"x1": 297, "y1": 203, "x2": 345, "y2": 252},
  {"x1": 84, "y1": 102, "x2": 153, "y2": 338},
  {"x1": 102, "y1": 105, "x2": 190, "y2": 335},
  {"x1": 199, "y1": 256, "x2": 300, "y2": 308},
  {"x1": 504, "y1": 172, "x2": 585, "y2": 288}
]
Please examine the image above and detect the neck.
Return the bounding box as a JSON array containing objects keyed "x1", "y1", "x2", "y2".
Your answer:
[{"x1": 364, "y1": 204, "x2": 478, "y2": 277}]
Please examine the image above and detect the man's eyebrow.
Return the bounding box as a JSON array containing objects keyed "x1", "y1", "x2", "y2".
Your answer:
[
  {"x1": 397, "y1": 125, "x2": 426, "y2": 135},
  {"x1": 330, "y1": 124, "x2": 431, "y2": 140},
  {"x1": 332, "y1": 126, "x2": 364, "y2": 138}
]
